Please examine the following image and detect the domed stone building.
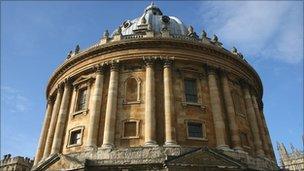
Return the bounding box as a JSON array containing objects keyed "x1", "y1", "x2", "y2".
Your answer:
[{"x1": 32, "y1": 3, "x2": 278, "y2": 171}]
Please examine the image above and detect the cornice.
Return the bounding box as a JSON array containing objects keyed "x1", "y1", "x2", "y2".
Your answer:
[{"x1": 46, "y1": 38, "x2": 263, "y2": 99}]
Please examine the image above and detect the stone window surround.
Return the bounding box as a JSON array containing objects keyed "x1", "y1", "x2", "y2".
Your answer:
[
  {"x1": 231, "y1": 88, "x2": 247, "y2": 119},
  {"x1": 66, "y1": 126, "x2": 85, "y2": 148},
  {"x1": 70, "y1": 75, "x2": 94, "y2": 117},
  {"x1": 122, "y1": 76, "x2": 142, "y2": 105},
  {"x1": 121, "y1": 119, "x2": 140, "y2": 139},
  {"x1": 185, "y1": 119, "x2": 207, "y2": 141},
  {"x1": 239, "y1": 131, "x2": 251, "y2": 150},
  {"x1": 178, "y1": 68, "x2": 206, "y2": 111}
]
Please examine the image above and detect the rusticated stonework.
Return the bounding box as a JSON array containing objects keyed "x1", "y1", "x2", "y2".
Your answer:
[{"x1": 32, "y1": 3, "x2": 278, "y2": 171}]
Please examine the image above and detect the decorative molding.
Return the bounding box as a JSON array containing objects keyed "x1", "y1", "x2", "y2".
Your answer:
[{"x1": 66, "y1": 126, "x2": 85, "y2": 148}]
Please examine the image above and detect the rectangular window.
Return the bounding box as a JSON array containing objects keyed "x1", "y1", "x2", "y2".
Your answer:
[
  {"x1": 187, "y1": 122, "x2": 203, "y2": 138},
  {"x1": 69, "y1": 129, "x2": 81, "y2": 145},
  {"x1": 124, "y1": 121, "x2": 137, "y2": 138},
  {"x1": 240, "y1": 132, "x2": 249, "y2": 147},
  {"x1": 184, "y1": 79, "x2": 198, "y2": 103},
  {"x1": 76, "y1": 88, "x2": 87, "y2": 111}
]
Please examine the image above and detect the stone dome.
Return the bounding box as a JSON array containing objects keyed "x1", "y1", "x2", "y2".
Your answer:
[{"x1": 113, "y1": 3, "x2": 189, "y2": 36}]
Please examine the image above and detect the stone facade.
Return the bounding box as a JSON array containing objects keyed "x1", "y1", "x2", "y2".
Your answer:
[
  {"x1": 0, "y1": 154, "x2": 33, "y2": 171},
  {"x1": 278, "y1": 142, "x2": 304, "y2": 170},
  {"x1": 32, "y1": 3, "x2": 278, "y2": 171}
]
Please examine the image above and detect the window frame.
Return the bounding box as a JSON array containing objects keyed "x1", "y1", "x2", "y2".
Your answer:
[
  {"x1": 185, "y1": 120, "x2": 207, "y2": 141},
  {"x1": 232, "y1": 89, "x2": 247, "y2": 118},
  {"x1": 121, "y1": 119, "x2": 140, "y2": 139},
  {"x1": 67, "y1": 126, "x2": 84, "y2": 148},
  {"x1": 184, "y1": 78, "x2": 198, "y2": 103},
  {"x1": 123, "y1": 76, "x2": 141, "y2": 105},
  {"x1": 178, "y1": 67, "x2": 206, "y2": 111},
  {"x1": 70, "y1": 75, "x2": 94, "y2": 117}
]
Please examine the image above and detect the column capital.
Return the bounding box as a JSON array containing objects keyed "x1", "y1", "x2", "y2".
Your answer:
[
  {"x1": 143, "y1": 56, "x2": 157, "y2": 68},
  {"x1": 162, "y1": 57, "x2": 174, "y2": 68},
  {"x1": 47, "y1": 96, "x2": 54, "y2": 104},
  {"x1": 93, "y1": 64, "x2": 105, "y2": 74},
  {"x1": 108, "y1": 60, "x2": 120, "y2": 71},
  {"x1": 206, "y1": 65, "x2": 220, "y2": 75}
]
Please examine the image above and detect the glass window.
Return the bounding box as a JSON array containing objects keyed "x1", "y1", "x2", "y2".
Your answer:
[
  {"x1": 188, "y1": 122, "x2": 203, "y2": 138},
  {"x1": 184, "y1": 79, "x2": 198, "y2": 103},
  {"x1": 76, "y1": 88, "x2": 87, "y2": 111},
  {"x1": 69, "y1": 129, "x2": 81, "y2": 145},
  {"x1": 124, "y1": 121, "x2": 137, "y2": 137}
]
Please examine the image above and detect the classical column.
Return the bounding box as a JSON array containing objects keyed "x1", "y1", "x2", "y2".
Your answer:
[
  {"x1": 42, "y1": 85, "x2": 63, "y2": 159},
  {"x1": 86, "y1": 66, "x2": 104, "y2": 148},
  {"x1": 261, "y1": 110, "x2": 276, "y2": 160},
  {"x1": 51, "y1": 79, "x2": 72, "y2": 154},
  {"x1": 220, "y1": 72, "x2": 242, "y2": 151},
  {"x1": 34, "y1": 97, "x2": 54, "y2": 165},
  {"x1": 163, "y1": 59, "x2": 178, "y2": 146},
  {"x1": 143, "y1": 58, "x2": 157, "y2": 146},
  {"x1": 252, "y1": 94, "x2": 269, "y2": 156},
  {"x1": 102, "y1": 62, "x2": 119, "y2": 148},
  {"x1": 208, "y1": 68, "x2": 229, "y2": 150},
  {"x1": 243, "y1": 84, "x2": 264, "y2": 156}
]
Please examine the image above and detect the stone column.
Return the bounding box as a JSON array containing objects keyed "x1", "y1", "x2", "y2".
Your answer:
[
  {"x1": 208, "y1": 68, "x2": 229, "y2": 150},
  {"x1": 42, "y1": 85, "x2": 63, "y2": 159},
  {"x1": 143, "y1": 58, "x2": 157, "y2": 146},
  {"x1": 243, "y1": 84, "x2": 264, "y2": 156},
  {"x1": 102, "y1": 62, "x2": 119, "y2": 148},
  {"x1": 34, "y1": 97, "x2": 54, "y2": 165},
  {"x1": 86, "y1": 66, "x2": 104, "y2": 148},
  {"x1": 163, "y1": 59, "x2": 178, "y2": 146},
  {"x1": 51, "y1": 79, "x2": 72, "y2": 154},
  {"x1": 220, "y1": 72, "x2": 242, "y2": 151},
  {"x1": 261, "y1": 109, "x2": 276, "y2": 160},
  {"x1": 252, "y1": 94, "x2": 269, "y2": 156}
]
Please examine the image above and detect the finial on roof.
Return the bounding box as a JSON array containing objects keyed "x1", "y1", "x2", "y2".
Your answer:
[
  {"x1": 103, "y1": 30, "x2": 109, "y2": 38},
  {"x1": 232, "y1": 47, "x2": 237, "y2": 53},
  {"x1": 67, "y1": 50, "x2": 73, "y2": 59},
  {"x1": 114, "y1": 26, "x2": 122, "y2": 36},
  {"x1": 151, "y1": 1, "x2": 154, "y2": 6},
  {"x1": 188, "y1": 26, "x2": 194, "y2": 34},
  {"x1": 75, "y1": 45, "x2": 80, "y2": 54},
  {"x1": 212, "y1": 34, "x2": 218, "y2": 42},
  {"x1": 201, "y1": 30, "x2": 207, "y2": 38}
]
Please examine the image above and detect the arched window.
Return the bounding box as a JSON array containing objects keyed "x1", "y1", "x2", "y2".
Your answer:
[{"x1": 124, "y1": 77, "x2": 141, "y2": 104}]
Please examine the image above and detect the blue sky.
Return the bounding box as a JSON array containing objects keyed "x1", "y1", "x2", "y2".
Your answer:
[{"x1": 1, "y1": 1, "x2": 303, "y2": 161}]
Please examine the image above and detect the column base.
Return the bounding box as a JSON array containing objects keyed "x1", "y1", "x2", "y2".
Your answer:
[
  {"x1": 163, "y1": 141, "x2": 180, "y2": 147},
  {"x1": 216, "y1": 145, "x2": 231, "y2": 151},
  {"x1": 85, "y1": 145, "x2": 98, "y2": 151},
  {"x1": 144, "y1": 141, "x2": 158, "y2": 147},
  {"x1": 101, "y1": 143, "x2": 114, "y2": 149},
  {"x1": 233, "y1": 146, "x2": 247, "y2": 153}
]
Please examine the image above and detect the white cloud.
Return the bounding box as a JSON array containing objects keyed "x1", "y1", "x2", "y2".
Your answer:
[
  {"x1": 1, "y1": 86, "x2": 30, "y2": 113},
  {"x1": 199, "y1": 1, "x2": 303, "y2": 64}
]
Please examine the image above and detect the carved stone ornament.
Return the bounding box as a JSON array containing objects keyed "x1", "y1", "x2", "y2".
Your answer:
[
  {"x1": 103, "y1": 30, "x2": 109, "y2": 38},
  {"x1": 163, "y1": 57, "x2": 175, "y2": 68},
  {"x1": 201, "y1": 30, "x2": 207, "y2": 38},
  {"x1": 143, "y1": 56, "x2": 158, "y2": 67},
  {"x1": 74, "y1": 45, "x2": 80, "y2": 54}
]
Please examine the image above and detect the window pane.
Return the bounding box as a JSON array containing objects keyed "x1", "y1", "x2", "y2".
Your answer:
[
  {"x1": 185, "y1": 79, "x2": 198, "y2": 103},
  {"x1": 76, "y1": 88, "x2": 87, "y2": 111},
  {"x1": 70, "y1": 130, "x2": 81, "y2": 145},
  {"x1": 188, "y1": 122, "x2": 203, "y2": 138},
  {"x1": 124, "y1": 121, "x2": 137, "y2": 137}
]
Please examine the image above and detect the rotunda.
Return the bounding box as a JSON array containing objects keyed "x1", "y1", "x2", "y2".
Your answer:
[{"x1": 33, "y1": 3, "x2": 278, "y2": 171}]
